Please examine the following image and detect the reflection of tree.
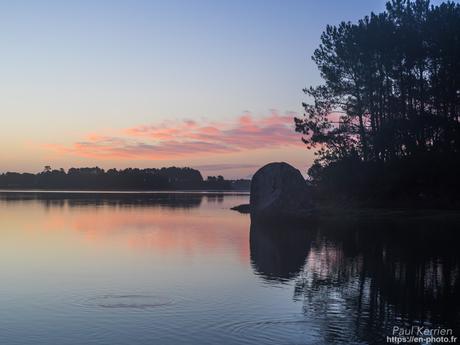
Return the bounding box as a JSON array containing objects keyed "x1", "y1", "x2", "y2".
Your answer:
[
  {"x1": 206, "y1": 194, "x2": 224, "y2": 204},
  {"x1": 250, "y1": 218, "x2": 460, "y2": 344},
  {"x1": 0, "y1": 192, "x2": 207, "y2": 209}
]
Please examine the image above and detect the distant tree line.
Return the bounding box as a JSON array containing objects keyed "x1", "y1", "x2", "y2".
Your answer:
[
  {"x1": 0, "y1": 166, "x2": 250, "y2": 191},
  {"x1": 295, "y1": 0, "x2": 460, "y2": 204}
]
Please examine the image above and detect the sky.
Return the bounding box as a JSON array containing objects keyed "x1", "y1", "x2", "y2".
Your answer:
[{"x1": 0, "y1": 0, "x2": 411, "y2": 178}]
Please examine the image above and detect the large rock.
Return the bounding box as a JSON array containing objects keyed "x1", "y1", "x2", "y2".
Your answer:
[{"x1": 250, "y1": 162, "x2": 313, "y2": 221}]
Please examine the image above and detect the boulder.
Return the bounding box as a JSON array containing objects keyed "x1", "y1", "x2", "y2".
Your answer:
[{"x1": 250, "y1": 162, "x2": 313, "y2": 221}]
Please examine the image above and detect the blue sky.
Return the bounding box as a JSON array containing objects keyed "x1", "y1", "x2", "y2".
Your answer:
[{"x1": 1, "y1": 0, "x2": 445, "y2": 177}]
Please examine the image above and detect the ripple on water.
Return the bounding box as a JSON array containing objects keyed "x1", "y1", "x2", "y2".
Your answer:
[
  {"x1": 218, "y1": 317, "x2": 319, "y2": 345},
  {"x1": 80, "y1": 294, "x2": 175, "y2": 310}
]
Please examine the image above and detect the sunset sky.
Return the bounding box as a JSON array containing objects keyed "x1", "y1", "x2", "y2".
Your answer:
[{"x1": 1, "y1": 0, "x2": 416, "y2": 178}]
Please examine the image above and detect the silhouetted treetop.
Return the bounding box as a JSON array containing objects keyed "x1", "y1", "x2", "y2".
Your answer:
[{"x1": 295, "y1": 0, "x2": 460, "y2": 203}]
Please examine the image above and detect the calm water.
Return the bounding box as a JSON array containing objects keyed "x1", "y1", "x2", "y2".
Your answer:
[{"x1": 0, "y1": 192, "x2": 459, "y2": 345}]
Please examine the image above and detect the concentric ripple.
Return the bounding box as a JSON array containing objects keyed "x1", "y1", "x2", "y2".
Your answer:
[{"x1": 82, "y1": 294, "x2": 175, "y2": 309}]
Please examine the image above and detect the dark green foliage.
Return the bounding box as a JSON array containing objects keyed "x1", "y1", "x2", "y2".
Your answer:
[{"x1": 295, "y1": 0, "x2": 460, "y2": 204}]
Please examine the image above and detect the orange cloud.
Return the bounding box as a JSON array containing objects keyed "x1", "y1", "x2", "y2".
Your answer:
[{"x1": 46, "y1": 111, "x2": 303, "y2": 161}]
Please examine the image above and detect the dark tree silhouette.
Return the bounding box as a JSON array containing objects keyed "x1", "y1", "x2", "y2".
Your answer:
[
  {"x1": 0, "y1": 167, "x2": 249, "y2": 191},
  {"x1": 0, "y1": 166, "x2": 225, "y2": 190},
  {"x1": 295, "y1": 0, "x2": 460, "y2": 204}
]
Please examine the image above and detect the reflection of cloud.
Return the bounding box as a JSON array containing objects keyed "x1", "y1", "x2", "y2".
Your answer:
[
  {"x1": 29, "y1": 199, "x2": 251, "y2": 263},
  {"x1": 45, "y1": 111, "x2": 302, "y2": 160}
]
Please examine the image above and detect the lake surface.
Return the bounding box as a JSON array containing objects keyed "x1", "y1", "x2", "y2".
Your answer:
[{"x1": 0, "y1": 191, "x2": 459, "y2": 345}]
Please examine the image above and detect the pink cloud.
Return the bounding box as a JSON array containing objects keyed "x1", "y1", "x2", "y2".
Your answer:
[{"x1": 45, "y1": 111, "x2": 303, "y2": 160}]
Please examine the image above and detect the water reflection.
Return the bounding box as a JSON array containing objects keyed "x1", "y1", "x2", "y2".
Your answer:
[
  {"x1": 0, "y1": 191, "x2": 242, "y2": 209},
  {"x1": 1, "y1": 191, "x2": 459, "y2": 345},
  {"x1": 250, "y1": 222, "x2": 313, "y2": 282},
  {"x1": 206, "y1": 194, "x2": 224, "y2": 204},
  {"x1": 0, "y1": 192, "x2": 255, "y2": 345},
  {"x1": 0, "y1": 191, "x2": 250, "y2": 259},
  {"x1": 250, "y1": 217, "x2": 460, "y2": 343}
]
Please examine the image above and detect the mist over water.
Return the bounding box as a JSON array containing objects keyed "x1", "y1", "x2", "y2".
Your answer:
[{"x1": 0, "y1": 192, "x2": 458, "y2": 345}]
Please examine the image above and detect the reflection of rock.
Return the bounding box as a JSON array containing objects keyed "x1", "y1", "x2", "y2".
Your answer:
[
  {"x1": 250, "y1": 162, "x2": 313, "y2": 221},
  {"x1": 230, "y1": 203, "x2": 250, "y2": 214},
  {"x1": 250, "y1": 221, "x2": 313, "y2": 282}
]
